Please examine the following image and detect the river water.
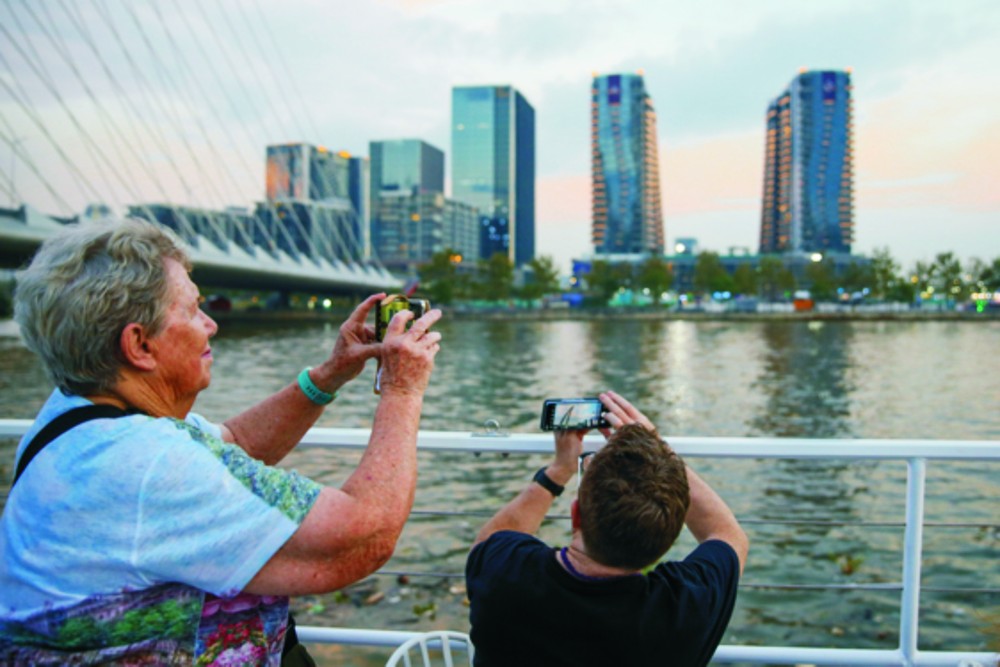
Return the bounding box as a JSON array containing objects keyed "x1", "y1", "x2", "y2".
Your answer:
[{"x1": 1, "y1": 316, "x2": 998, "y2": 661}]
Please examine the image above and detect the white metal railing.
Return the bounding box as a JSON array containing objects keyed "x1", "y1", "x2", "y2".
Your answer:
[{"x1": 1, "y1": 421, "x2": 998, "y2": 666}]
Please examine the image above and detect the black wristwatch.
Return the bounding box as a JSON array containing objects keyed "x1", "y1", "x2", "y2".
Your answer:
[{"x1": 533, "y1": 467, "x2": 565, "y2": 497}]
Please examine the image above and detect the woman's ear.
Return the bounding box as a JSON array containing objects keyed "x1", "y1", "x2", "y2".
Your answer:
[{"x1": 120, "y1": 322, "x2": 157, "y2": 371}]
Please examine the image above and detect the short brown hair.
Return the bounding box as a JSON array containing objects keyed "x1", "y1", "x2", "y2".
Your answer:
[{"x1": 577, "y1": 424, "x2": 690, "y2": 570}]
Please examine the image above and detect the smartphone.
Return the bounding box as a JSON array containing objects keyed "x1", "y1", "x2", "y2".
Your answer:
[{"x1": 540, "y1": 398, "x2": 610, "y2": 431}]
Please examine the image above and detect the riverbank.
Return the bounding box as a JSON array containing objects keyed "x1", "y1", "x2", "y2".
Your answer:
[
  {"x1": 4, "y1": 309, "x2": 992, "y2": 337},
  {"x1": 198, "y1": 306, "x2": 999, "y2": 325}
]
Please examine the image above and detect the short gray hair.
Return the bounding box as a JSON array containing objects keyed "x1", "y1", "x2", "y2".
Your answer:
[{"x1": 14, "y1": 217, "x2": 191, "y2": 396}]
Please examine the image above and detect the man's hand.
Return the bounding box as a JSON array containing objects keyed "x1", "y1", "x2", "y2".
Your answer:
[
  {"x1": 598, "y1": 390, "x2": 658, "y2": 437},
  {"x1": 548, "y1": 429, "x2": 585, "y2": 486},
  {"x1": 378, "y1": 307, "x2": 442, "y2": 397},
  {"x1": 311, "y1": 293, "x2": 385, "y2": 392}
]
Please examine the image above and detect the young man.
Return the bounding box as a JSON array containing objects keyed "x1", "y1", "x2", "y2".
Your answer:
[{"x1": 466, "y1": 391, "x2": 748, "y2": 667}]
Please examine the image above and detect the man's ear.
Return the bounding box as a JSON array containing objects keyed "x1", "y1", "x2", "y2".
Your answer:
[
  {"x1": 120, "y1": 322, "x2": 157, "y2": 371},
  {"x1": 571, "y1": 499, "x2": 581, "y2": 531}
]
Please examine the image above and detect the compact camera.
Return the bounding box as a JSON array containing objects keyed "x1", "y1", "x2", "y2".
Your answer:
[
  {"x1": 375, "y1": 294, "x2": 430, "y2": 342},
  {"x1": 539, "y1": 398, "x2": 611, "y2": 431}
]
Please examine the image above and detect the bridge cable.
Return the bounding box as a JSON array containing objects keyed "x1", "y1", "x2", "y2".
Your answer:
[
  {"x1": 58, "y1": 0, "x2": 204, "y2": 210},
  {"x1": 22, "y1": 1, "x2": 165, "y2": 210},
  {"x1": 189, "y1": 1, "x2": 336, "y2": 267},
  {"x1": 2, "y1": 4, "x2": 161, "y2": 218},
  {"x1": 227, "y1": 0, "x2": 316, "y2": 144},
  {"x1": 0, "y1": 7, "x2": 116, "y2": 209},
  {"x1": 0, "y1": 46, "x2": 110, "y2": 212},
  {"x1": 0, "y1": 119, "x2": 74, "y2": 211},
  {"x1": 119, "y1": 0, "x2": 281, "y2": 254},
  {"x1": 249, "y1": 0, "x2": 324, "y2": 142},
  {"x1": 163, "y1": 0, "x2": 323, "y2": 265},
  {"x1": 87, "y1": 0, "x2": 247, "y2": 244}
]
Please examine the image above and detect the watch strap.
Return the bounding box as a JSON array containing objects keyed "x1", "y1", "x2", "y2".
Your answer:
[{"x1": 533, "y1": 466, "x2": 565, "y2": 497}]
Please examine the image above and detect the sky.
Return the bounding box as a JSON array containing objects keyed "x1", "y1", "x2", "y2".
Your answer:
[{"x1": 2, "y1": 0, "x2": 999, "y2": 275}]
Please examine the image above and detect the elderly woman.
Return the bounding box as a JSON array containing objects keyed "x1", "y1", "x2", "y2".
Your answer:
[{"x1": 0, "y1": 218, "x2": 441, "y2": 664}]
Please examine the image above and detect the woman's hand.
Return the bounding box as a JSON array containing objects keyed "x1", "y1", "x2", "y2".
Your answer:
[
  {"x1": 312, "y1": 294, "x2": 384, "y2": 392},
  {"x1": 377, "y1": 307, "x2": 442, "y2": 397}
]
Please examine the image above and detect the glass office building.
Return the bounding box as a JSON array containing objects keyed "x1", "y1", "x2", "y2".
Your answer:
[
  {"x1": 370, "y1": 139, "x2": 477, "y2": 269},
  {"x1": 759, "y1": 70, "x2": 854, "y2": 255},
  {"x1": 266, "y1": 143, "x2": 350, "y2": 202},
  {"x1": 451, "y1": 85, "x2": 535, "y2": 266},
  {"x1": 591, "y1": 73, "x2": 664, "y2": 255},
  {"x1": 264, "y1": 143, "x2": 368, "y2": 262},
  {"x1": 370, "y1": 139, "x2": 444, "y2": 199}
]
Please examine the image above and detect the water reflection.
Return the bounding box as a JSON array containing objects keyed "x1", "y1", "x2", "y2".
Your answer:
[{"x1": 750, "y1": 321, "x2": 855, "y2": 438}]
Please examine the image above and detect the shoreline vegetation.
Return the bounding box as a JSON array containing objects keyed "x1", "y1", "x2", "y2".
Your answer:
[{"x1": 202, "y1": 305, "x2": 1000, "y2": 325}]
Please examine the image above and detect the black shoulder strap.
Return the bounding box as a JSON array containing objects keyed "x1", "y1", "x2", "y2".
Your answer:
[{"x1": 12, "y1": 405, "x2": 130, "y2": 488}]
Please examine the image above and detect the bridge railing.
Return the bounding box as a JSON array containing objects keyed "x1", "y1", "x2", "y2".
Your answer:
[{"x1": 1, "y1": 421, "x2": 997, "y2": 666}]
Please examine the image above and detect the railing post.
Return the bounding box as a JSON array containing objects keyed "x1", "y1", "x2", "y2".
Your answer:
[{"x1": 899, "y1": 458, "x2": 926, "y2": 666}]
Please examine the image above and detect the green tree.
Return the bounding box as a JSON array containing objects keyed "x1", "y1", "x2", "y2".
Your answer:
[
  {"x1": 911, "y1": 260, "x2": 935, "y2": 298},
  {"x1": 477, "y1": 252, "x2": 514, "y2": 301},
  {"x1": 693, "y1": 251, "x2": 733, "y2": 296},
  {"x1": 869, "y1": 247, "x2": 901, "y2": 300},
  {"x1": 586, "y1": 260, "x2": 632, "y2": 301},
  {"x1": 886, "y1": 278, "x2": 916, "y2": 302},
  {"x1": 777, "y1": 267, "x2": 797, "y2": 298},
  {"x1": 840, "y1": 261, "x2": 873, "y2": 295},
  {"x1": 805, "y1": 259, "x2": 836, "y2": 301},
  {"x1": 520, "y1": 255, "x2": 561, "y2": 301},
  {"x1": 758, "y1": 257, "x2": 784, "y2": 301},
  {"x1": 419, "y1": 249, "x2": 461, "y2": 305},
  {"x1": 978, "y1": 257, "x2": 1000, "y2": 291},
  {"x1": 932, "y1": 251, "x2": 968, "y2": 301},
  {"x1": 636, "y1": 256, "x2": 673, "y2": 298},
  {"x1": 732, "y1": 264, "x2": 758, "y2": 297}
]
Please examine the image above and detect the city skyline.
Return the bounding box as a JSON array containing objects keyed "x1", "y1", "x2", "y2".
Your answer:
[{"x1": 2, "y1": 1, "x2": 998, "y2": 275}]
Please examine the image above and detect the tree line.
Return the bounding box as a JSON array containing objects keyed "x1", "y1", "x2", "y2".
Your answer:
[{"x1": 416, "y1": 248, "x2": 1000, "y2": 306}]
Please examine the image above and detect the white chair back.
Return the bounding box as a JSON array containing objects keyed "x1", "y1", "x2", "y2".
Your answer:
[{"x1": 385, "y1": 630, "x2": 475, "y2": 667}]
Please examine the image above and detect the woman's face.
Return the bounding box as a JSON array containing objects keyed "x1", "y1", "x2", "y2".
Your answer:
[{"x1": 151, "y1": 258, "x2": 218, "y2": 404}]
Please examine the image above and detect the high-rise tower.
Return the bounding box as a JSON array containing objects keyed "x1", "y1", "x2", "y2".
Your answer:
[
  {"x1": 591, "y1": 73, "x2": 664, "y2": 255},
  {"x1": 759, "y1": 70, "x2": 854, "y2": 255},
  {"x1": 451, "y1": 85, "x2": 535, "y2": 265}
]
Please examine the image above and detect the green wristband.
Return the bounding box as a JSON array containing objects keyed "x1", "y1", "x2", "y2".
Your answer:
[{"x1": 298, "y1": 367, "x2": 336, "y2": 405}]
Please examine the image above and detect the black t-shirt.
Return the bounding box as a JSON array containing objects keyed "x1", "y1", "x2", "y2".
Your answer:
[{"x1": 466, "y1": 531, "x2": 740, "y2": 667}]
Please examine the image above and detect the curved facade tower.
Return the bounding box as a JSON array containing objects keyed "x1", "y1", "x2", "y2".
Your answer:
[
  {"x1": 591, "y1": 73, "x2": 664, "y2": 255},
  {"x1": 759, "y1": 70, "x2": 854, "y2": 255}
]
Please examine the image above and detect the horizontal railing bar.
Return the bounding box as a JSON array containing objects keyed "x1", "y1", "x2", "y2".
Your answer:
[
  {"x1": 2, "y1": 421, "x2": 999, "y2": 460},
  {"x1": 290, "y1": 629, "x2": 998, "y2": 667},
  {"x1": 408, "y1": 510, "x2": 999, "y2": 529},
  {"x1": 372, "y1": 569, "x2": 1000, "y2": 594}
]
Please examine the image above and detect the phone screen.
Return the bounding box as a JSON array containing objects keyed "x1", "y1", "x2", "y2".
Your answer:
[{"x1": 541, "y1": 399, "x2": 609, "y2": 430}]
